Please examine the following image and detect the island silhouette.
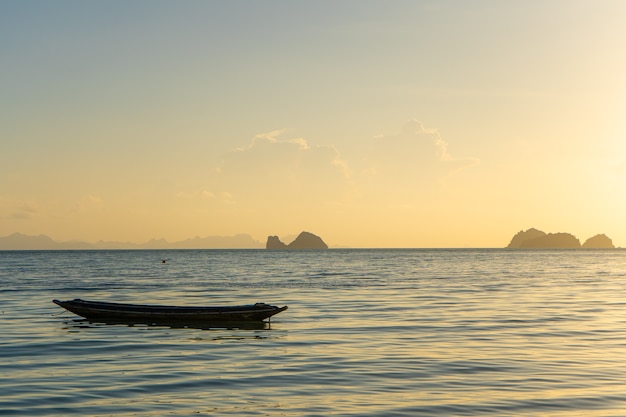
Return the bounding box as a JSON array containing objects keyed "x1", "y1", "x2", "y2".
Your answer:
[
  {"x1": 506, "y1": 228, "x2": 615, "y2": 249},
  {"x1": 266, "y1": 231, "x2": 328, "y2": 250},
  {"x1": 0, "y1": 231, "x2": 330, "y2": 250},
  {"x1": 1, "y1": 229, "x2": 618, "y2": 250}
]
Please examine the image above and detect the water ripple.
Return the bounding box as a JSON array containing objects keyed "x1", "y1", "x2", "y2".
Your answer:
[{"x1": 1, "y1": 249, "x2": 626, "y2": 416}]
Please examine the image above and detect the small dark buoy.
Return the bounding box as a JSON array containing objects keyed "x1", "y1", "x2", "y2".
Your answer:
[{"x1": 161, "y1": 260, "x2": 166, "y2": 263}]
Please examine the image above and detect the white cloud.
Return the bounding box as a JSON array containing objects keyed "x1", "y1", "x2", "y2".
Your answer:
[
  {"x1": 183, "y1": 120, "x2": 479, "y2": 225},
  {"x1": 366, "y1": 119, "x2": 478, "y2": 182},
  {"x1": 345, "y1": 119, "x2": 481, "y2": 208},
  {"x1": 206, "y1": 121, "x2": 479, "y2": 212},
  {"x1": 216, "y1": 130, "x2": 352, "y2": 207},
  {"x1": 248, "y1": 129, "x2": 310, "y2": 150}
]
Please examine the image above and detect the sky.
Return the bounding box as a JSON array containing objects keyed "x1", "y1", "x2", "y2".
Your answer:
[{"x1": 1, "y1": 0, "x2": 625, "y2": 248}]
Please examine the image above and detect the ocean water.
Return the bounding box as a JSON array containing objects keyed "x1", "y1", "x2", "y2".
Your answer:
[{"x1": 1, "y1": 249, "x2": 626, "y2": 416}]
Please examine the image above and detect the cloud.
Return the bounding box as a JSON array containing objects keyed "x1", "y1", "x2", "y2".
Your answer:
[
  {"x1": 180, "y1": 120, "x2": 479, "y2": 227},
  {"x1": 342, "y1": 119, "x2": 480, "y2": 208},
  {"x1": 205, "y1": 121, "x2": 478, "y2": 214},
  {"x1": 11, "y1": 204, "x2": 38, "y2": 220},
  {"x1": 76, "y1": 194, "x2": 103, "y2": 213},
  {"x1": 175, "y1": 190, "x2": 235, "y2": 207},
  {"x1": 176, "y1": 190, "x2": 215, "y2": 199},
  {"x1": 245, "y1": 129, "x2": 309, "y2": 150},
  {"x1": 215, "y1": 129, "x2": 352, "y2": 207},
  {"x1": 365, "y1": 119, "x2": 478, "y2": 183},
  {"x1": 0, "y1": 196, "x2": 39, "y2": 220}
]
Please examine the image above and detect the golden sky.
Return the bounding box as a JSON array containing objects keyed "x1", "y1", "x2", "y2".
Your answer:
[{"x1": 1, "y1": 1, "x2": 625, "y2": 247}]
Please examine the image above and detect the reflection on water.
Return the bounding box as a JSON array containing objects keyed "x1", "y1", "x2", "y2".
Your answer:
[
  {"x1": 1, "y1": 249, "x2": 626, "y2": 416},
  {"x1": 63, "y1": 317, "x2": 271, "y2": 331}
]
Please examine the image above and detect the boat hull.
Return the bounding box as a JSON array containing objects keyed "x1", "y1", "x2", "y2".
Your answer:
[{"x1": 53, "y1": 299, "x2": 287, "y2": 323}]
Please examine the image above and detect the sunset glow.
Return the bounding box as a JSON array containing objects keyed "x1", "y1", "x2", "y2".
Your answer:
[{"x1": 1, "y1": 1, "x2": 625, "y2": 248}]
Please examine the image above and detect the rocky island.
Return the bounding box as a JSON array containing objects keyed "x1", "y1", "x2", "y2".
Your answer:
[
  {"x1": 506, "y1": 228, "x2": 615, "y2": 249},
  {"x1": 266, "y1": 231, "x2": 328, "y2": 250}
]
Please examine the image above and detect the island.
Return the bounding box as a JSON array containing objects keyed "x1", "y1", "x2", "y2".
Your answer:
[
  {"x1": 582, "y1": 234, "x2": 615, "y2": 249},
  {"x1": 266, "y1": 231, "x2": 328, "y2": 250},
  {"x1": 506, "y1": 228, "x2": 615, "y2": 249}
]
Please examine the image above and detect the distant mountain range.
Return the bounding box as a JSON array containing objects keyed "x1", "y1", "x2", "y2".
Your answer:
[{"x1": 0, "y1": 233, "x2": 265, "y2": 250}]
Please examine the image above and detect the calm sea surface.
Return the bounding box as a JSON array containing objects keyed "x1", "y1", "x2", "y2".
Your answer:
[{"x1": 1, "y1": 249, "x2": 626, "y2": 416}]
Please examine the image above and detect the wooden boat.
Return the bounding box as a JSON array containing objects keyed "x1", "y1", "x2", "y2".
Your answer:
[{"x1": 53, "y1": 298, "x2": 288, "y2": 324}]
